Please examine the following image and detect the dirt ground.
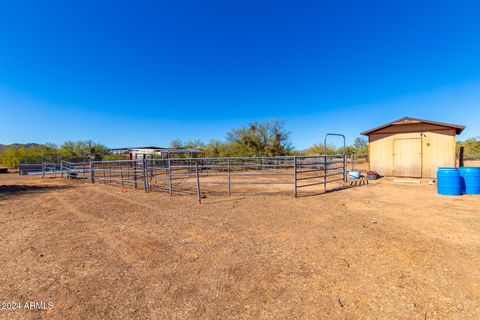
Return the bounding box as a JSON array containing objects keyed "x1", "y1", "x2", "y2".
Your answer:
[{"x1": 1, "y1": 172, "x2": 480, "y2": 319}]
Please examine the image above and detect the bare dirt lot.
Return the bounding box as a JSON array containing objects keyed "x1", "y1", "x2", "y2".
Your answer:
[{"x1": 1, "y1": 173, "x2": 480, "y2": 319}]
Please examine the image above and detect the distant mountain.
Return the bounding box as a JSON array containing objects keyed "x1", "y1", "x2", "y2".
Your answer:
[{"x1": 0, "y1": 143, "x2": 42, "y2": 152}]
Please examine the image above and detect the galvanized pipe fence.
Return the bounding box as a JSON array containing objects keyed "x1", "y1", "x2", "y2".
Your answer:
[
  {"x1": 16, "y1": 134, "x2": 357, "y2": 202},
  {"x1": 60, "y1": 160, "x2": 90, "y2": 179},
  {"x1": 78, "y1": 155, "x2": 347, "y2": 202},
  {"x1": 18, "y1": 163, "x2": 63, "y2": 176},
  {"x1": 17, "y1": 155, "x2": 352, "y2": 202}
]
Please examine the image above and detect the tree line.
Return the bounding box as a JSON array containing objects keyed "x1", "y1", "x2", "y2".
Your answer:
[
  {"x1": 167, "y1": 121, "x2": 368, "y2": 157},
  {"x1": 457, "y1": 137, "x2": 480, "y2": 159},
  {"x1": 0, "y1": 141, "x2": 109, "y2": 167}
]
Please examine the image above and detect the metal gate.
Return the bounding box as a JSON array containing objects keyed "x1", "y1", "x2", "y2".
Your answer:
[{"x1": 294, "y1": 133, "x2": 346, "y2": 195}]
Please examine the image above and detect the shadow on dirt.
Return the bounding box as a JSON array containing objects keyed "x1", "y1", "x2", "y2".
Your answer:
[
  {"x1": 294, "y1": 185, "x2": 361, "y2": 198},
  {"x1": 153, "y1": 184, "x2": 362, "y2": 201},
  {"x1": 0, "y1": 184, "x2": 71, "y2": 200}
]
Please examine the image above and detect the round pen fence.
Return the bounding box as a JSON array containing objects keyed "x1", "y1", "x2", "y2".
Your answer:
[
  {"x1": 85, "y1": 154, "x2": 347, "y2": 202},
  {"x1": 19, "y1": 163, "x2": 63, "y2": 176},
  {"x1": 60, "y1": 161, "x2": 90, "y2": 180},
  {"x1": 17, "y1": 134, "x2": 358, "y2": 202}
]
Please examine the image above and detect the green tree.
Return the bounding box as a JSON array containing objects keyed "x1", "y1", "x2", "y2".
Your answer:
[
  {"x1": 459, "y1": 137, "x2": 480, "y2": 159},
  {"x1": 226, "y1": 120, "x2": 292, "y2": 157},
  {"x1": 345, "y1": 146, "x2": 355, "y2": 155},
  {"x1": 1, "y1": 145, "x2": 24, "y2": 167},
  {"x1": 102, "y1": 153, "x2": 127, "y2": 161},
  {"x1": 202, "y1": 140, "x2": 234, "y2": 157},
  {"x1": 0, "y1": 144, "x2": 59, "y2": 167},
  {"x1": 353, "y1": 137, "x2": 368, "y2": 154},
  {"x1": 304, "y1": 143, "x2": 337, "y2": 155},
  {"x1": 169, "y1": 139, "x2": 183, "y2": 149},
  {"x1": 184, "y1": 139, "x2": 205, "y2": 148},
  {"x1": 59, "y1": 140, "x2": 108, "y2": 160}
]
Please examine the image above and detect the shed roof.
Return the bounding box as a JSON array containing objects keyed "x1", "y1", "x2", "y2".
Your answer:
[{"x1": 361, "y1": 117, "x2": 465, "y2": 135}]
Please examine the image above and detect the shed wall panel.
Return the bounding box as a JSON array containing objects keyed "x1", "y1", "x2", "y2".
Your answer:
[
  {"x1": 368, "y1": 129, "x2": 456, "y2": 178},
  {"x1": 421, "y1": 129, "x2": 456, "y2": 178}
]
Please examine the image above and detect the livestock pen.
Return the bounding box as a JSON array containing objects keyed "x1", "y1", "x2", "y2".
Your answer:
[
  {"x1": 53, "y1": 134, "x2": 357, "y2": 202},
  {"x1": 85, "y1": 154, "x2": 347, "y2": 202}
]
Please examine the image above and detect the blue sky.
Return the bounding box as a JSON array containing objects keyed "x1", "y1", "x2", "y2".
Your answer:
[{"x1": 0, "y1": 0, "x2": 479, "y2": 149}]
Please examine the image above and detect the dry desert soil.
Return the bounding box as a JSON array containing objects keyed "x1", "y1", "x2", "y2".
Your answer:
[{"x1": 0, "y1": 172, "x2": 479, "y2": 319}]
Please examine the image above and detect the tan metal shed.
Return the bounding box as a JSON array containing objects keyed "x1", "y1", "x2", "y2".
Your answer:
[{"x1": 361, "y1": 117, "x2": 465, "y2": 178}]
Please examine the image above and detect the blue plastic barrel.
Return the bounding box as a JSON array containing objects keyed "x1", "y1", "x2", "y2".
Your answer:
[
  {"x1": 437, "y1": 167, "x2": 462, "y2": 196},
  {"x1": 459, "y1": 167, "x2": 480, "y2": 194}
]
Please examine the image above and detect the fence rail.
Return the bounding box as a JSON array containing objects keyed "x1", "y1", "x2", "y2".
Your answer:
[
  {"x1": 15, "y1": 134, "x2": 363, "y2": 202},
  {"x1": 60, "y1": 160, "x2": 90, "y2": 179},
  {"x1": 19, "y1": 163, "x2": 64, "y2": 176},
  {"x1": 82, "y1": 154, "x2": 348, "y2": 202},
  {"x1": 14, "y1": 154, "x2": 355, "y2": 202}
]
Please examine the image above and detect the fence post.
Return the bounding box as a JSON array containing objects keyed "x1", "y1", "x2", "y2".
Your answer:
[
  {"x1": 168, "y1": 158, "x2": 172, "y2": 196},
  {"x1": 42, "y1": 163, "x2": 45, "y2": 178},
  {"x1": 90, "y1": 161, "x2": 94, "y2": 183},
  {"x1": 459, "y1": 146, "x2": 464, "y2": 167},
  {"x1": 150, "y1": 160, "x2": 154, "y2": 189},
  {"x1": 293, "y1": 156, "x2": 297, "y2": 197},
  {"x1": 120, "y1": 162, "x2": 125, "y2": 189},
  {"x1": 142, "y1": 159, "x2": 148, "y2": 192},
  {"x1": 195, "y1": 161, "x2": 201, "y2": 204},
  {"x1": 324, "y1": 154, "x2": 327, "y2": 193},
  {"x1": 103, "y1": 163, "x2": 107, "y2": 185},
  {"x1": 227, "y1": 158, "x2": 231, "y2": 196},
  {"x1": 133, "y1": 160, "x2": 138, "y2": 189}
]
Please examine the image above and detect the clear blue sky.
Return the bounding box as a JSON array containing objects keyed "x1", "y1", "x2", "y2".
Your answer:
[{"x1": 0, "y1": 0, "x2": 479, "y2": 149}]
